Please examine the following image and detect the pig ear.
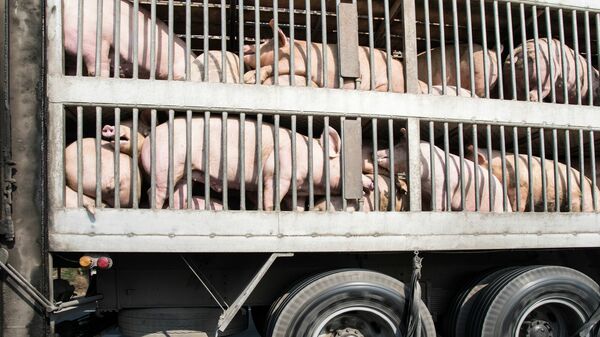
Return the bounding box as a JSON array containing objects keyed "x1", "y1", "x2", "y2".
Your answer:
[
  {"x1": 320, "y1": 127, "x2": 342, "y2": 158},
  {"x1": 268, "y1": 19, "x2": 288, "y2": 47},
  {"x1": 467, "y1": 145, "x2": 488, "y2": 166}
]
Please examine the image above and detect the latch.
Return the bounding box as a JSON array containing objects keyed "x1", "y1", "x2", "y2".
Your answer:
[{"x1": 1, "y1": 158, "x2": 16, "y2": 241}]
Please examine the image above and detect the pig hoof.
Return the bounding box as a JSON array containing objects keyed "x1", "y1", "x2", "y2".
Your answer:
[{"x1": 244, "y1": 70, "x2": 258, "y2": 84}]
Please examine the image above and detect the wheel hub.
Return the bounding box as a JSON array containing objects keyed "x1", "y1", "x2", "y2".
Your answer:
[
  {"x1": 526, "y1": 320, "x2": 553, "y2": 337},
  {"x1": 334, "y1": 328, "x2": 365, "y2": 337}
]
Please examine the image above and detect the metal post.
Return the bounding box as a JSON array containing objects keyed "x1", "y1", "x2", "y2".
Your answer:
[
  {"x1": 407, "y1": 118, "x2": 422, "y2": 211},
  {"x1": 403, "y1": 0, "x2": 419, "y2": 94}
]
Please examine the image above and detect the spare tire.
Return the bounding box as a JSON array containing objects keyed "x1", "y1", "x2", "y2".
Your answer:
[{"x1": 118, "y1": 307, "x2": 247, "y2": 337}]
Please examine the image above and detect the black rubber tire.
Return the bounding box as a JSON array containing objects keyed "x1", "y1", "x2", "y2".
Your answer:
[
  {"x1": 118, "y1": 307, "x2": 247, "y2": 337},
  {"x1": 466, "y1": 266, "x2": 600, "y2": 337},
  {"x1": 446, "y1": 268, "x2": 520, "y2": 337},
  {"x1": 266, "y1": 269, "x2": 436, "y2": 337}
]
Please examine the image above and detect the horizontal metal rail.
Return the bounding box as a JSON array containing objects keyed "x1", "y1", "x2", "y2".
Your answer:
[
  {"x1": 49, "y1": 209, "x2": 600, "y2": 252},
  {"x1": 48, "y1": 77, "x2": 600, "y2": 129}
]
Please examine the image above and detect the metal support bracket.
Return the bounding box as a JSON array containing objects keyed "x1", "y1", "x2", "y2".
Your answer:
[
  {"x1": 1, "y1": 159, "x2": 16, "y2": 241},
  {"x1": 0, "y1": 248, "x2": 103, "y2": 314},
  {"x1": 218, "y1": 253, "x2": 294, "y2": 332},
  {"x1": 573, "y1": 304, "x2": 600, "y2": 337}
]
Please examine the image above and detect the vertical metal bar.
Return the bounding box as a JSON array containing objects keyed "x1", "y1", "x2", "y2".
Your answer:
[
  {"x1": 372, "y1": 119, "x2": 379, "y2": 210},
  {"x1": 76, "y1": 0, "x2": 84, "y2": 76},
  {"x1": 150, "y1": 0, "x2": 157, "y2": 79},
  {"x1": 585, "y1": 11, "x2": 593, "y2": 106},
  {"x1": 48, "y1": 104, "x2": 65, "y2": 208},
  {"x1": 559, "y1": 9, "x2": 569, "y2": 104},
  {"x1": 486, "y1": 124, "x2": 494, "y2": 211},
  {"x1": 113, "y1": 0, "x2": 121, "y2": 78},
  {"x1": 367, "y1": 0, "x2": 376, "y2": 90},
  {"x1": 204, "y1": 111, "x2": 211, "y2": 209},
  {"x1": 540, "y1": 128, "x2": 547, "y2": 212},
  {"x1": 76, "y1": 106, "x2": 83, "y2": 206},
  {"x1": 597, "y1": 14, "x2": 600, "y2": 101},
  {"x1": 519, "y1": 4, "x2": 529, "y2": 101},
  {"x1": 257, "y1": 113, "x2": 263, "y2": 210},
  {"x1": 289, "y1": 0, "x2": 296, "y2": 86},
  {"x1": 458, "y1": 123, "x2": 466, "y2": 210},
  {"x1": 113, "y1": 108, "x2": 121, "y2": 208},
  {"x1": 168, "y1": 0, "x2": 174, "y2": 80},
  {"x1": 565, "y1": 129, "x2": 572, "y2": 211},
  {"x1": 472, "y1": 125, "x2": 480, "y2": 211},
  {"x1": 168, "y1": 110, "x2": 174, "y2": 209},
  {"x1": 438, "y1": 0, "x2": 447, "y2": 94},
  {"x1": 444, "y1": 123, "x2": 451, "y2": 211},
  {"x1": 513, "y1": 127, "x2": 521, "y2": 211},
  {"x1": 308, "y1": 115, "x2": 314, "y2": 209},
  {"x1": 552, "y1": 129, "x2": 560, "y2": 212},
  {"x1": 221, "y1": 112, "x2": 228, "y2": 210},
  {"x1": 532, "y1": 6, "x2": 543, "y2": 101},
  {"x1": 479, "y1": 0, "x2": 490, "y2": 98},
  {"x1": 507, "y1": 2, "x2": 517, "y2": 100},
  {"x1": 305, "y1": 0, "x2": 312, "y2": 86},
  {"x1": 320, "y1": 0, "x2": 327, "y2": 88},
  {"x1": 274, "y1": 114, "x2": 280, "y2": 210},
  {"x1": 238, "y1": 0, "x2": 245, "y2": 83},
  {"x1": 239, "y1": 113, "x2": 246, "y2": 210},
  {"x1": 221, "y1": 0, "x2": 227, "y2": 83},
  {"x1": 493, "y1": 1, "x2": 503, "y2": 99},
  {"x1": 579, "y1": 129, "x2": 585, "y2": 210},
  {"x1": 407, "y1": 118, "x2": 422, "y2": 211},
  {"x1": 324, "y1": 117, "x2": 331, "y2": 209},
  {"x1": 590, "y1": 131, "x2": 597, "y2": 211},
  {"x1": 467, "y1": 0, "x2": 476, "y2": 97},
  {"x1": 500, "y1": 126, "x2": 508, "y2": 212},
  {"x1": 186, "y1": 110, "x2": 193, "y2": 209},
  {"x1": 403, "y1": 0, "x2": 419, "y2": 94},
  {"x1": 452, "y1": 0, "x2": 461, "y2": 93},
  {"x1": 388, "y1": 119, "x2": 395, "y2": 211},
  {"x1": 203, "y1": 0, "x2": 209, "y2": 81},
  {"x1": 545, "y1": 7, "x2": 556, "y2": 103},
  {"x1": 95, "y1": 0, "x2": 103, "y2": 77},
  {"x1": 424, "y1": 0, "x2": 432, "y2": 92},
  {"x1": 573, "y1": 10, "x2": 582, "y2": 105},
  {"x1": 95, "y1": 107, "x2": 102, "y2": 207},
  {"x1": 291, "y1": 115, "x2": 297, "y2": 209},
  {"x1": 340, "y1": 116, "x2": 346, "y2": 210},
  {"x1": 526, "y1": 127, "x2": 534, "y2": 211},
  {"x1": 131, "y1": 109, "x2": 139, "y2": 208},
  {"x1": 429, "y1": 122, "x2": 436, "y2": 211},
  {"x1": 185, "y1": 0, "x2": 191, "y2": 81},
  {"x1": 150, "y1": 109, "x2": 157, "y2": 208},
  {"x1": 133, "y1": 0, "x2": 139, "y2": 79},
  {"x1": 384, "y1": 0, "x2": 393, "y2": 91}
]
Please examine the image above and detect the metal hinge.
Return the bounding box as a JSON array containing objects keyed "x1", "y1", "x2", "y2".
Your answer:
[{"x1": 1, "y1": 158, "x2": 16, "y2": 241}]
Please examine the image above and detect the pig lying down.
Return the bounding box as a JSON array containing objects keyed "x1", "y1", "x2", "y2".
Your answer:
[
  {"x1": 62, "y1": 0, "x2": 194, "y2": 79},
  {"x1": 64, "y1": 125, "x2": 144, "y2": 209},
  {"x1": 377, "y1": 130, "x2": 509, "y2": 212},
  {"x1": 468, "y1": 146, "x2": 600, "y2": 212},
  {"x1": 243, "y1": 20, "x2": 405, "y2": 92},
  {"x1": 506, "y1": 38, "x2": 600, "y2": 105},
  {"x1": 140, "y1": 116, "x2": 373, "y2": 211}
]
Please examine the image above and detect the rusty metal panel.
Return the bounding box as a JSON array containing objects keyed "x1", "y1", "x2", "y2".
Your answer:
[
  {"x1": 338, "y1": 2, "x2": 360, "y2": 79},
  {"x1": 343, "y1": 119, "x2": 363, "y2": 200}
]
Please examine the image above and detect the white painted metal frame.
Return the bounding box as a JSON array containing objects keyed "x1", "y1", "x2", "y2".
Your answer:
[{"x1": 45, "y1": 0, "x2": 600, "y2": 253}]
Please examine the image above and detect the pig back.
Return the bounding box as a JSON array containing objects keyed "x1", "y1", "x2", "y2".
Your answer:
[
  {"x1": 65, "y1": 139, "x2": 142, "y2": 208},
  {"x1": 192, "y1": 51, "x2": 240, "y2": 83}
]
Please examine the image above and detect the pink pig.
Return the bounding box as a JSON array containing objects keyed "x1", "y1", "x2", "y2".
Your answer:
[
  {"x1": 140, "y1": 116, "x2": 373, "y2": 210},
  {"x1": 243, "y1": 19, "x2": 405, "y2": 92},
  {"x1": 376, "y1": 130, "x2": 509, "y2": 212},
  {"x1": 62, "y1": 0, "x2": 194, "y2": 79}
]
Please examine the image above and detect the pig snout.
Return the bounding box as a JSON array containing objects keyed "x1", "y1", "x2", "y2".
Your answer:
[{"x1": 102, "y1": 125, "x2": 116, "y2": 140}]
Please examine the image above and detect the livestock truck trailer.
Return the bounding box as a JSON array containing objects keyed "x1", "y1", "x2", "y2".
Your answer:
[{"x1": 3, "y1": 0, "x2": 600, "y2": 336}]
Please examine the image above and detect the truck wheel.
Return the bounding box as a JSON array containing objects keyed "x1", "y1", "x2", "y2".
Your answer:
[
  {"x1": 266, "y1": 269, "x2": 436, "y2": 337},
  {"x1": 118, "y1": 307, "x2": 247, "y2": 337},
  {"x1": 466, "y1": 266, "x2": 600, "y2": 337}
]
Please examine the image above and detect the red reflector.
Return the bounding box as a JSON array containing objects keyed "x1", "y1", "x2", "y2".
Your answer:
[{"x1": 97, "y1": 256, "x2": 112, "y2": 269}]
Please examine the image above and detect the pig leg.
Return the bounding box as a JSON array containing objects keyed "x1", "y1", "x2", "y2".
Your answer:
[
  {"x1": 85, "y1": 39, "x2": 111, "y2": 77},
  {"x1": 244, "y1": 61, "x2": 294, "y2": 84}
]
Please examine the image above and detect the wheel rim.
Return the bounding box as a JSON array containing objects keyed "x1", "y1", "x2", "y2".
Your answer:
[
  {"x1": 311, "y1": 306, "x2": 398, "y2": 337},
  {"x1": 514, "y1": 298, "x2": 587, "y2": 337}
]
